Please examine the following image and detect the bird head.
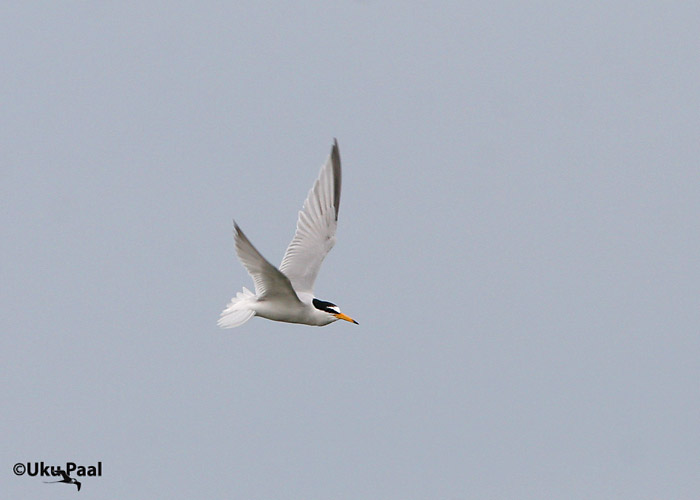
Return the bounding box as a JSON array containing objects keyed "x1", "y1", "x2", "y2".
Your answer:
[{"x1": 312, "y1": 298, "x2": 358, "y2": 324}]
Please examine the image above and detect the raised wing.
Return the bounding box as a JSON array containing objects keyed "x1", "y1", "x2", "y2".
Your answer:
[
  {"x1": 233, "y1": 222, "x2": 300, "y2": 302},
  {"x1": 279, "y1": 139, "x2": 341, "y2": 294}
]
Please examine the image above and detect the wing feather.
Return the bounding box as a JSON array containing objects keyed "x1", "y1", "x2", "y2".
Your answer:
[
  {"x1": 279, "y1": 139, "x2": 342, "y2": 294},
  {"x1": 233, "y1": 222, "x2": 300, "y2": 302}
]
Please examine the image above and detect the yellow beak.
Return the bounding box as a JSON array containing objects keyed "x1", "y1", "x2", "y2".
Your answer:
[{"x1": 335, "y1": 313, "x2": 359, "y2": 325}]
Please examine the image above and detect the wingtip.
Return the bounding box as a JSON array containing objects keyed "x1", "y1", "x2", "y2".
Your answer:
[{"x1": 330, "y1": 139, "x2": 342, "y2": 221}]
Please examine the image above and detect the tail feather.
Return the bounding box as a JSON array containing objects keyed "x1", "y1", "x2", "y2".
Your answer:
[{"x1": 218, "y1": 287, "x2": 256, "y2": 328}]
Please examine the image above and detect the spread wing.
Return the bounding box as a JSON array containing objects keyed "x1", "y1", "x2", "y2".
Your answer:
[
  {"x1": 279, "y1": 139, "x2": 342, "y2": 294},
  {"x1": 233, "y1": 222, "x2": 300, "y2": 302}
]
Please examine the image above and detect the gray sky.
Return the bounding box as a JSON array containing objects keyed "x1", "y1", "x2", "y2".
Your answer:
[{"x1": 2, "y1": 2, "x2": 699, "y2": 499}]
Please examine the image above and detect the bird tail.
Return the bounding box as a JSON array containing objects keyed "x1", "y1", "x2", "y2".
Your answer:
[{"x1": 218, "y1": 287, "x2": 256, "y2": 328}]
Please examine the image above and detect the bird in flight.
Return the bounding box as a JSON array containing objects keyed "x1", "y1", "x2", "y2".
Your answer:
[
  {"x1": 219, "y1": 139, "x2": 358, "y2": 328},
  {"x1": 44, "y1": 469, "x2": 81, "y2": 491}
]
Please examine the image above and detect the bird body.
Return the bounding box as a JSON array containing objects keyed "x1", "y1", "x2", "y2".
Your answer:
[
  {"x1": 252, "y1": 292, "x2": 331, "y2": 326},
  {"x1": 219, "y1": 140, "x2": 357, "y2": 328}
]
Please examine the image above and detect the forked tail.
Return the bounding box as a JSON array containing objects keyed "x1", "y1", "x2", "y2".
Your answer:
[{"x1": 218, "y1": 287, "x2": 256, "y2": 328}]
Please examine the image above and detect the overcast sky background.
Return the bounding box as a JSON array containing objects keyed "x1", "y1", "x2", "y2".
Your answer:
[{"x1": 2, "y1": 2, "x2": 699, "y2": 499}]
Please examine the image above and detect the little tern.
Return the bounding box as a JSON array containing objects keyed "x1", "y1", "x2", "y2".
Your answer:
[{"x1": 218, "y1": 139, "x2": 358, "y2": 328}]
